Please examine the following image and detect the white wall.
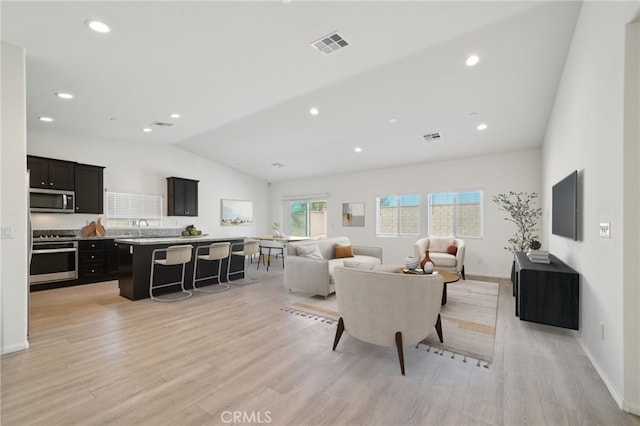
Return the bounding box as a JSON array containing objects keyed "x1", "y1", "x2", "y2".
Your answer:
[
  {"x1": 1, "y1": 43, "x2": 29, "y2": 354},
  {"x1": 542, "y1": 1, "x2": 640, "y2": 414},
  {"x1": 270, "y1": 148, "x2": 542, "y2": 278},
  {"x1": 27, "y1": 132, "x2": 270, "y2": 238}
]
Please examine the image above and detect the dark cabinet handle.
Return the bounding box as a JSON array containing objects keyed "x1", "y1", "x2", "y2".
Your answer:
[
  {"x1": 76, "y1": 206, "x2": 79, "y2": 210},
  {"x1": 90, "y1": 255, "x2": 95, "y2": 259},
  {"x1": 41, "y1": 181, "x2": 45, "y2": 185},
  {"x1": 49, "y1": 182, "x2": 53, "y2": 186}
]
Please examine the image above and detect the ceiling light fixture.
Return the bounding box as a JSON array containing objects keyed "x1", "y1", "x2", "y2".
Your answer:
[
  {"x1": 466, "y1": 55, "x2": 480, "y2": 66},
  {"x1": 477, "y1": 123, "x2": 488, "y2": 130},
  {"x1": 388, "y1": 118, "x2": 397, "y2": 124},
  {"x1": 354, "y1": 147, "x2": 362, "y2": 153},
  {"x1": 170, "y1": 113, "x2": 181, "y2": 118},
  {"x1": 55, "y1": 92, "x2": 74, "y2": 99},
  {"x1": 86, "y1": 20, "x2": 110, "y2": 33},
  {"x1": 309, "y1": 107, "x2": 319, "y2": 116},
  {"x1": 38, "y1": 116, "x2": 53, "y2": 122},
  {"x1": 143, "y1": 128, "x2": 152, "y2": 133}
]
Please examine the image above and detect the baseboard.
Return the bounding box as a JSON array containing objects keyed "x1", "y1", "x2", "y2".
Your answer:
[
  {"x1": 623, "y1": 399, "x2": 640, "y2": 416},
  {"x1": 1, "y1": 339, "x2": 29, "y2": 355},
  {"x1": 576, "y1": 336, "x2": 626, "y2": 411}
]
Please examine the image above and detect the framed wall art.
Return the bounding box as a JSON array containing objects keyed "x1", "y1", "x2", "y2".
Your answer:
[
  {"x1": 342, "y1": 202, "x2": 365, "y2": 227},
  {"x1": 221, "y1": 199, "x2": 253, "y2": 226}
]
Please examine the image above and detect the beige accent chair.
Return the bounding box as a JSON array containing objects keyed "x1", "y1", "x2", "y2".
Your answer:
[
  {"x1": 414, "y1": 235, "x2": 466, "y2": 279},
  {"x1": 332, "y1": 265, "x2": 444, "y2": 375}
]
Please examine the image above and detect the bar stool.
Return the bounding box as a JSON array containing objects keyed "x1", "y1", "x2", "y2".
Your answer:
[
  {"x1": 149, "y1": 245, "x2": 193, "y2": 302},
  {"x1": 227, "y1": 239, "x2": 260, "y2": 285},
  {"x1": 258, "y1": 240, "x2": 284, "y2": 271},
  {"x1": 193, "y1": 242, "x2": 231, "y2": 293}
]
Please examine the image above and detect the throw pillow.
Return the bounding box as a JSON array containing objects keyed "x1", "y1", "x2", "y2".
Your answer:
[
  {"x1": 343, "y1": 260, "x2": 376, "y2": 270},
  {"x1": 447, "y1": 245, "x2": 458, "y2": 255},
  {"x1": 429, "y1": 236, "x2": 455, "y2": 252},
  {"x1": 334, "y1": 245, "x2": 354, "y2": 258},
  {"x1": 296, "y1": 244, "x2": 324, "y2": 260}
]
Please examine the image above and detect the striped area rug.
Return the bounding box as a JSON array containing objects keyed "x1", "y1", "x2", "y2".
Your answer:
[{"x1": 283, "y1": 279, "x2": 499, "y2": 364}]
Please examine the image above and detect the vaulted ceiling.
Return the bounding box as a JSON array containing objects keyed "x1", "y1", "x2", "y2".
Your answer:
[{"x1": 2, "y1": 1, "x2": 582, "y2": 182}]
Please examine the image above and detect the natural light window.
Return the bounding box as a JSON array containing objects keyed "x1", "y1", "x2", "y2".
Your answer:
[
  {"x1": 290, "y1": 200, "x2": 327, "y2": 238},
  {"x1": 376, "y1": 194, "x2": 420, "y2": 236},
  {"x1": 105, "y1": 191, "x2": 163, "y2": 227},
  {"x1": 428, "y1": 191, "x2": 483, "y2": 238}
]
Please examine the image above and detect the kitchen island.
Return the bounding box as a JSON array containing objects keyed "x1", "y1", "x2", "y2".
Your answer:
[{"x1": 115, "y1": 236, "x2": 246, "y2": 300}]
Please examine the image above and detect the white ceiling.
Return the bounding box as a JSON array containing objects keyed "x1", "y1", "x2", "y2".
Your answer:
[{"x1": 2, "y1": 1, "x2": 582, "y2": 182}]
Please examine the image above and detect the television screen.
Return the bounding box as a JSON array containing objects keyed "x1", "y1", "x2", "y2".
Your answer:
[{"x1": 552, "y1": 170, "x2": 578, "y2": 240}]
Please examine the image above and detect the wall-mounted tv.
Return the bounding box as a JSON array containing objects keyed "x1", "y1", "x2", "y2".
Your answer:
[{"x1": 552, "y1": 170, "x2": 578, "y2": 240}]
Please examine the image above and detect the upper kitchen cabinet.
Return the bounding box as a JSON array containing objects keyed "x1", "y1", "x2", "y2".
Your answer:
[
  {"x1": 167, "y1": 177, "x2": 198, "y2": 217},
  {"x1": 27, "y1": 155, "x2": 75, "y2": 190},
  {"x1": 75, "y1": 163, "x2": 105, "y2": 214}
]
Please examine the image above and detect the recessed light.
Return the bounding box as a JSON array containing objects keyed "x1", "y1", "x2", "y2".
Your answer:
[
  {"x1": 354, "y1": 147, "x2": 363, "y2": 153},
  {"x1": 466, "y1": 55, "x2": 480, "y2": 67},
  {"x1": 143, "y1": 128, "x2": 152, "y2": 133},
  {"x1": 477, "y1": 123, "x2": 488, "y2": 131},
  {"x1": 86, "y1": 20, "x2": 110, "y2": 33},
  {"x1": 55, "y1": 92, "x2": 74, "y2": 100},
  {"x1": 309, "y1": 107, "x2": 319, "y2": 116},
  {"x1": 38, "y1": 116, "x2": 53, "y2": 122},
  {"x1": 388, "y1": 118, "x2": 397, "y2": 124},
  {"x1": 170, "y1": 113, "x2": 181, "y2": 119}
]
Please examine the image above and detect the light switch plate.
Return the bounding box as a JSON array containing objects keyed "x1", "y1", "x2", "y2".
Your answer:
[
  {"x1": 0, "y1": 226, "x2": 13, "y2": 239},
  {"x1": 599, "y1": 223, "x2": 611, "y2": 238}
]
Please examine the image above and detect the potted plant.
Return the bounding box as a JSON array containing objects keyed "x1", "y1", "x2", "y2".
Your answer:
[
  {"x1": 492, "y1": 191, "x2": 542, "y2": 253},
  {"x1": 272, "y1": 221, "x2": 282, "y2": 237}
]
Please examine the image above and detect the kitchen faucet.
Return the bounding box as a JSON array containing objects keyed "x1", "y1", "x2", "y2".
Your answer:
[{"x1": 137, "y1": 218, "x2": 149, "y2": 236}]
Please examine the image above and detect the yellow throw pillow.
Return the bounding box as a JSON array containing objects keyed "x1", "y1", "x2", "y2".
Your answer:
[{"x1": 335, "y1": 245, "x2": 354, "y2": 258}]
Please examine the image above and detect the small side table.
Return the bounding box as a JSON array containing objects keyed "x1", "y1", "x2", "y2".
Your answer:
[{"x1": 400, "y1": 268, "x2": 460, "y2": 305}]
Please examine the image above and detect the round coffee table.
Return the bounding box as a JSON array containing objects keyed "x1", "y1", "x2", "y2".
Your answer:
[
  {"x1": 437, "y1": 270, "x2": 460, "y2": 305},
  {"x1": 400, "y1": 268, "x2": 460, "y2": 305}
]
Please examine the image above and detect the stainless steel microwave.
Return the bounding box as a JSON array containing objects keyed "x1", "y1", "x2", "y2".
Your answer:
[{"x1": 29, "y1": 188, "x2": 75, "y2": 213}]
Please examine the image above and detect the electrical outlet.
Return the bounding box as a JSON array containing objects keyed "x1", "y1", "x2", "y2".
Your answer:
[
  {"x1": 600, "y1": 223, "x2": 611, "y2": 238},
  {"x1": 601, "y1": 322, "x2": 605, "y2": 340},
  {"x1": 0, "y1": 226, "x2": 14, "y2": 239}
]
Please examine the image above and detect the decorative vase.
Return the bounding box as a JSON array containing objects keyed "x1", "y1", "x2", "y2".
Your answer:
[
  {"x1": 405, "y1": 256, "x2": 419, "y2": 270},
  {"x1": 423, "y1": 261, "x2": 435, "y2": 274},
  {"x1": 419, "y1": 250, "x2": 432, "y2": 270}
]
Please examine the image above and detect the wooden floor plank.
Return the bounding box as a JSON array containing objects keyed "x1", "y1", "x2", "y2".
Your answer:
[{"x1": 2, "y1": 269, "x2": 637, "y2": 425}]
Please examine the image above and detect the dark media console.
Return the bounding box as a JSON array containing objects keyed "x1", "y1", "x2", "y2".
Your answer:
[{"x1": 513, "y1": 252, "x2": 579, "y2": 330}]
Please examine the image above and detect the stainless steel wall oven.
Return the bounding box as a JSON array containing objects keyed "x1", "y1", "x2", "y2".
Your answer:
[{"x1": 30, "y1": 241, "x2": 78, "y2": 284}]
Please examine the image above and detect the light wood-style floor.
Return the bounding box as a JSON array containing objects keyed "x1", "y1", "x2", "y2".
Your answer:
[{"x1": 2, "y1": 266, "x2": 639, "y2": 426}]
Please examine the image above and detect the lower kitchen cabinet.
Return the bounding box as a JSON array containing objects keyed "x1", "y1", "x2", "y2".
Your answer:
[{"x1": 78, "y1": 239, "x2": 119, "y2": 284}]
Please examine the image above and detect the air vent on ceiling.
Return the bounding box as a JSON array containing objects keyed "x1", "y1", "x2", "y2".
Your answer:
[
  {"x1": 310, "y1": 32, "x2": 349, "y2": 55},
  {"x1": 151, "y1": 121, "x2": 174, "y2": 127},
  {"x1": 423, "y1": 132, "x2": 442, "y2": 142},
  {"x1": 272, "y1": 162, "x2": 285, "y2": 168}
]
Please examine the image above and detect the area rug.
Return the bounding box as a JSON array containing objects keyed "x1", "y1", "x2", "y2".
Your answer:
[{"x1": 282, "y1": 279, "x2": 499, "y2": 364}]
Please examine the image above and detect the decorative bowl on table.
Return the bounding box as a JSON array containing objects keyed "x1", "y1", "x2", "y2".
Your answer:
[{"x1": 404, "y1": 256, "x2": 419, "y2": 270}]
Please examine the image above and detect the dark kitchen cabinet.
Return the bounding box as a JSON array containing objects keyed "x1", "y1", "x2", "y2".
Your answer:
[
  {"x1": 74, "y1": 163, "x2": 105, "y2": 214},
  {"x1": 167, "y1": 177, "x2": 199, "y2": 216},
  {"x1": 78, "y1": 240, "x2": 105, "y2": 281},
  {"x1": 104, "y1": 240, "x2": 119, "y2": 278},
  {"x1": 27, "y1": 155, "x2": 75, "y2": 190}
]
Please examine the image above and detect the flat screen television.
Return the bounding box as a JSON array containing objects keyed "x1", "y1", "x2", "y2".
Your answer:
[{"x1": 552, "y1": 170, "x2": 578, "y2": 240}]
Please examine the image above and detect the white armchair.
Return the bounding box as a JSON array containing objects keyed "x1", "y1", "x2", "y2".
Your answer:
[
  {"x1": 332, "y1": 265, "x2": 444, "y2": 375},
  {"x1": 414, "y1": 236, "x2": 465, "y2": 279}
]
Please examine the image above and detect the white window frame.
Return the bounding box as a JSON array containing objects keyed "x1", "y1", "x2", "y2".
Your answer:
[
  {"x1": 427, "y1": 190, "x2": 483, "y2": 238},
  {"x1": 376, "y1": 194, "x2": 420, "y2": 237}
]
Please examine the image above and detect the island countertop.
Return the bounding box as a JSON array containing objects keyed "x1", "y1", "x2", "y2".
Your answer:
[{"x1": 114, "y1": 235, "x2": 248, "y2": 245}]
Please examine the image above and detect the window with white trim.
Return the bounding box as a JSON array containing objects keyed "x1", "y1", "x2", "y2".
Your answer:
[
  {"x1": 105, "y1": 191, "x2": 163, "y2": 227},
  {"x1": 290, "y1": 200, "x2": 327, "y2": 238},
  {"x1": 376, "y1": 194, "x2": 420, "y2": 236},
  {"x1": 428, "y1": 191, "x2": 482, "y2": 238}
]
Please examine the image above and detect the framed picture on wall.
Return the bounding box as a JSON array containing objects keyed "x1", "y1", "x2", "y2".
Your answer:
[
  {"x1": 342, "y1": 202, "x2": 365, "y2": 227},
  {"x1": 221, "y1": 199, "x2": 253, "y2": 226}
]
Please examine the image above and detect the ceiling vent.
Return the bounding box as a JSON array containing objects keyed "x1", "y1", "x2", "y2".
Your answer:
[
  {"x1": 310, "y1": 32, "x2": 349, "y2": 55},
  {"x1": 272, "y1": 162, "x2": 285, "y2": 168},
  {"x1": 423, "y1": 132, "x2": 442, "y2": 142},
  {"x1": 151, "y1": 121, "x2": 174, "y2": 127}
]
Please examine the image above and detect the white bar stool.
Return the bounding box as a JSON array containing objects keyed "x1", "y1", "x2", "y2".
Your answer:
[
  {"x1": 227, "y1": 239, "x2": 260, "y2": 285},
  {"x1": 149, "y1": 244, "x2": 193, "y2": 302},
  {"x1": 193, "y1": 242, "x2": 231, "y2": 293}
]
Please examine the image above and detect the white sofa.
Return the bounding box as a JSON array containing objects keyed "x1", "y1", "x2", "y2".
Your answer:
[
  {"x1": 284, "y1": 236, "x2": 383, "y2": 297},
  {"x1": 414, "y1": 235, "x2": 466, "y2": 279},
  {"x1": 333, "y1": 264, "x2": 444, "y2": 375}
]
